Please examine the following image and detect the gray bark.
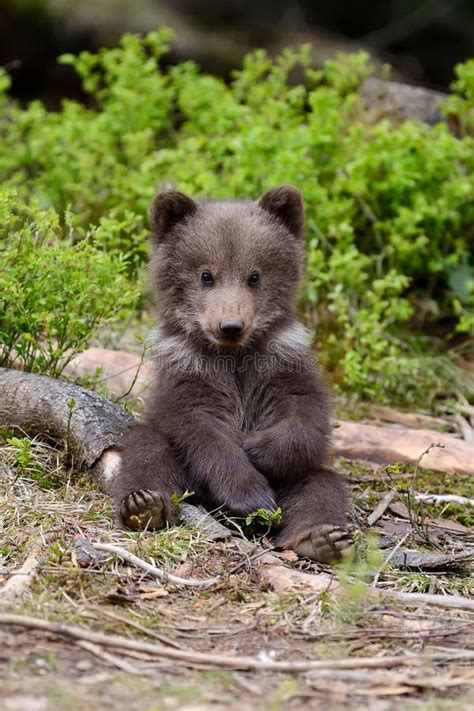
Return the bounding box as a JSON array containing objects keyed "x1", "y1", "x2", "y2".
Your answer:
[
  {"x1": 178, "y1": 503, "x2": 232, "y2": 540},
  {"x1": 0, "y1": 367, "x2": 133, "y2": 468}
]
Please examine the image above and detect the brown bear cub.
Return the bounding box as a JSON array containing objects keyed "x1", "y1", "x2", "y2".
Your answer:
[{"x1": 112, "y1": 186, "x2": 352, "y2": 562}]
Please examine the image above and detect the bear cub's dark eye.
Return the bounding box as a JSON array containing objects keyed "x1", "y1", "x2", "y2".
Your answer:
[
  {"x1": 201, "y1": 271, "x2": 214, "y2": 286},
  {"x1": 248, "y1": 271, "x2": 260, "y2": 286}
]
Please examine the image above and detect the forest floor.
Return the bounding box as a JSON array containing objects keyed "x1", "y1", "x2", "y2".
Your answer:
[{"x1": 0, "y1": 425, "x2": 473, "y2": 711}]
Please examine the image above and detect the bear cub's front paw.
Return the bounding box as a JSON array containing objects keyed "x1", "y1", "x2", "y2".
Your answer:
[{"x1": 119, "y1": 489, "x2": 169, "y2": 531}]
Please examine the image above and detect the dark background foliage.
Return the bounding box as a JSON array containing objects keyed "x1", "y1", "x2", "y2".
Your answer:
[{"x1": 2, "y1": 0, "x2": 474, "y2": 105}]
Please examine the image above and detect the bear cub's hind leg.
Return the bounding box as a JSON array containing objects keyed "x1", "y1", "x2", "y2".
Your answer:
[
  {"x1": 289, "y1": 524, "x2": 353, "y2": 564},
  {"x1": 113, "y1": 424, "x2": 183, "y2": 531},
  {"x1": 273, "y1": 470, "x2": 353, "y2": 563}
]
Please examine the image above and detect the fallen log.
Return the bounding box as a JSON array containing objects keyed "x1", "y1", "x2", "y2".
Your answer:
[
  {"x1": 367, "y1": 405, "x2": 453, "y2": 432},
  {"x1": 333, "y1": 420, "x2": 474, "y2": 476},
  {"x1": 0, "y1": 367, "x2": 133, "y2": 470}
]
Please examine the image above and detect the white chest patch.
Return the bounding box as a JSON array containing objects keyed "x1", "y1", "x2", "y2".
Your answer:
[
  {"x1": 148, "y1": 329, "x2": 204, "y2": 373},
  {"x1": 268, "y1": 321, "x2": 312, "y2": 361}
]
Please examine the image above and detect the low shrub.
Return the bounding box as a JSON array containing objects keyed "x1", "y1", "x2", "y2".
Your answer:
[{"x1": 0, "y1": 189, "x2": 135, "y2": 376}]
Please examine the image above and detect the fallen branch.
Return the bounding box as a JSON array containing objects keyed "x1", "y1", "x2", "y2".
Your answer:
[
  {"x1": 76, "y1": 639, "x2": 143, "y2": 676},
  {"x1": 383, "y1": 548, "x2": 473, "y2": 573},
  {"x1": 298, "y1": 622, "x2": 474, "y2": 643},
  {"x1": 411, "y1": 492, "x2": 474, "y2": 507},
  {"x1": 376, "y1": 589, "x2": 474, "y2": 611},
  {"x1": 0, "y1": 533, "x2": 55, "y2": 602},
  {"x1": 98, "y1": 608, "x2": 183, "y2": 649},
  {"x1": 1, "y1": 613, "x2": 472, "y2": 672},
  {"x1": 453, "y1": 413, "x2": 474, "y2": 444},
  {"x1": 260, "y1": 565, "x2": 474, "y2": 611},
  {"x1": 92, "y1": 542, "x2": 220, "y2": 588}
]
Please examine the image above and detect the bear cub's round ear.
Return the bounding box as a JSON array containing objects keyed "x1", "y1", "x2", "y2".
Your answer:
[
  {"x1": 150, "y1": 191, "x2": 197, "y2": 240},
  {"x1": 258, "y1": 185, "x2": 304, "y2": 238}
]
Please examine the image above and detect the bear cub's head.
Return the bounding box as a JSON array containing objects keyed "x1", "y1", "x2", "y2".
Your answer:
[{"x1": 150, "y1": 186, "x2": 305, "y2": 350}]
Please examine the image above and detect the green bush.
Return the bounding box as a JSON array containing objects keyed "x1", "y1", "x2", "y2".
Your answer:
[
  {"x1": 0, "y1": 30, "x2": 472, "y2": 403},
  {"x1": 0, "y1": 189, "x2": 135, "y2": 376},
  {"x1": 442, "y1": 58, "x2": 474, "y2": 135}
]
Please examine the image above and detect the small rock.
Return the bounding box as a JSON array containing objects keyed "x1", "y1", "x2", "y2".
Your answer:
[{"x1": 76, "y1": 658, "x2": 94, "y2": 672}]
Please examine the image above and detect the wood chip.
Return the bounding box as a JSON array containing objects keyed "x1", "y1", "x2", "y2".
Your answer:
[{"x1": 367, "y1": 491, "x2": 396, "y2": 526}]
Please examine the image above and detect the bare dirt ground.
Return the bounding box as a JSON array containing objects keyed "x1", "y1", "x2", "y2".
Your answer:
[{"x1": 0, "y1": 428, "x2": 473, "y2": 710}]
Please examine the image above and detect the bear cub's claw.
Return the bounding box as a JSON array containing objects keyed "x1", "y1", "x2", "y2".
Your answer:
[
  {"x1": 119, "y1": 489, "x2": 167, "y2": 531},
  {"x1": 290, "y1": 524, "x2": 354, "y2": 564}
]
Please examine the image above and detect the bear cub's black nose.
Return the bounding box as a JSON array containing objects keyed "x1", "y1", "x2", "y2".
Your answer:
[{"x1": 219, "y1": 319, "x2": 244, "y2": 338}]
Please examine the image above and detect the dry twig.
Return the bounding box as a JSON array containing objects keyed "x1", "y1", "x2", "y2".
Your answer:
[
  {"x1": 373, "y1": 588, "x2": 474, "y2": 611},
  {"x1": 77, "y1": 640, "x2": 144, "y2": 676},
  {"x1": 1, "y1": 613, "x2": 473, "y2": 672},
  {"x1": 411, "y1": 492, "x2": 474, "y2": 507},
  {"x1": 372, "y1": 533, "x2": 410, "y2": 587},
  {"x1": 260, "y1": 564, "x2": 474, "y2": 611},
  {"x1": 367, "y1": 491, "x2": 396, "y2": 526},
  {"x1": 0, "y1": 532, "x2": 55, "y2": 602},
  {"x1": 98, "y1": 608, "x2": 183, "y2": 649},
  {"x1": 92, "y1": 541, "x2": 219, "y2": 588}
]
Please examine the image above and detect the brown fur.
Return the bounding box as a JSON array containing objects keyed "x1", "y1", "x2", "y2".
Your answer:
[{"x1": 112, "y1": 186, "x2": 350, "y2": 560}]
